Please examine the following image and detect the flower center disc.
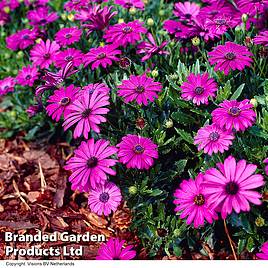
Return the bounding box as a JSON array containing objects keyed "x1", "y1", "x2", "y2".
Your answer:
[
  {"x1": 65, "y1": 33, "x2": 72, "y2": 39},
  {"x1": 209, "y1": 131, "x2": 220, "y2": 141},
  {"x1": 136, "y1": 86, "x2": 145, "y2": 93},
  {"x1": 40, "y1": 19, "x2": 47, "y2": 24},
  {"x1": 87, "y1": 156, "x2": 98, "y2": 168},
  {"x1": 225, "y1": 182, "x2": 239, "y2": 195},
  {"x1": 99, "y1": 192, "x2": 110, "y2": 203},
  {"x1": 228, "y1": 106, "x2": 241, "y2": 116},
  {"x1": 25, "y1": 75, "x2": 32, "y2": 80},
  {"x1": 122, "y1": 26, "x2": 133, "y2": 34},
  {"x1": 224, "y1": 52, "x2": 236, "y2": 60},
  {"x1": 60, "y1": 97, "x2": 70, "y2": 106},
  {"x1": 134, "y1": 144, "x2": 144, "y2": 154},
  {"x1": 65, "y1": 56, "x2": 73, "y2": 61},
  {"x1": 194, "y1": 86, "x2": 204, "y2": 95},
  {"x1": 215, "y1": 19, "x2": 226, "y2": 25},
  {"x1": 43, "y1": 53, "x2": 51, "y2": 59},
  {"x1": 23, "y1": 34, "x2": 30, "y2": 40},
  {"x1": 194, "y1": 194, "x2": 205, "y2": 206},
  {"x1": 82, "y1": 108, "x2": 91, "y2": 118},
  {"x1": 97, "y1": 52, "x2": 106, "y2": 59}
]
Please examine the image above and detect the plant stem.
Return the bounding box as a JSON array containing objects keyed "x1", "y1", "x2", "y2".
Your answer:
[{"x1": 223, "y1": 219, "x2": 238, "y2": 260}]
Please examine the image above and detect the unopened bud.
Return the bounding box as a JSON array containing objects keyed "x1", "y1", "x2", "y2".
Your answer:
[{"x1": 147, "y1": 18, "x2": 154, "y2": 27}]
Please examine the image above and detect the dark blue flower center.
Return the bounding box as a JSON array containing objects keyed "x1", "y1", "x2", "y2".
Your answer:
[
  {"x1": 82, "y1": 108, "x2": 91, "y2": 118},
  {"x1": 133, "y1": 144, "x2": 144, "y2": 154},
  {"x1": 87, "y1": 157, "x2": 98, "y2": 168},
  {"x1": 194, "y1": 194, "x2": 205, "y2": 206},
  {"x1": 65, "y1": 56, "x2": 73, "y2": 61},
  {"x1": 209, "y1": 131, "x2": 220, "y2": 141},
  {"x1": 23, "y1": 34, "x2": 30, "y2": 40},
  {"x1": 25, "y1": 75, "x2": 32, "y2": 80},
  {"x1": 136, "y1": 86, "x2": 145, "y2": 93},
  {"x1": 224, "y1": 52, "x2": 236, "y2": 60},
  {"x1": 225, "y1": 182, "x2": 239, "y2": 195},
  {"x1": 185, "y1": 13, "x2": 192, "y2": 19},
  {"x1": 99, "y1": 192, "x2": 110, "y2": 203},
  {"x1": 43, "y1": 53, "x2": 50, "y2": 59},
  {"x1": 215, "y1": 19, "x2": 226, "y2": 25},
  {"x1": 194, "y1": 86, "x2": 204, "y2": 95},
  {"x1": 60, "y1": 97, "x2": 70, "y2": 106},
  {"x1": 229, "y1": 106, "x2": 241, "y2": 116},
  {"x1": 97, "y1": 53, "x2": 106, "y2": 59},
  {"x1": 65, "y1": 33, "x2": 72, "y2": 39},
  {"x1": 122, "y1": 26, "x2": 133, "y2": 34},
  {"x1": 40, "y1": 19, "x2": 47, "y2": 24}
]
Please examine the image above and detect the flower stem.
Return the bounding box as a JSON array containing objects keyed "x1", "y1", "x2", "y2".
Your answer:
[{"x1": 224, "y1": 219, "x2": 238, "y2": 260}]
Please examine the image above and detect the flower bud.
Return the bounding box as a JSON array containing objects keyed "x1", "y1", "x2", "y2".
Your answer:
[
  {"x1": 99, "y1": 41, "x2": 105, "y2": 47},
  {"x1": 16, "y1": 51, "x2": 24, "y2": 59},
  {"x1": 129, "y1": 7, "x2": 136, "y2": 15},
  {"x1": 159, "y1": 10, "x2": 165, "y2": 17},
  {"x1": 128, "y1": 186, "x2": 138, "y2": 195},
  {"x1": 191, "y1": 37, "x2": 200, "y2": 46},
  {"x1": 118, "y1": 18, "x2": 124, "y2": 24},
  {"x1": 67, "y1": 13, "x2": 74, "y2": 22},
  {"x1": 61, "y1": 13, "x2": 67, "y2": 21},
  {"x1": 242, "y1": 13, "x2": 248, "y2": 23},
  {"x1": 250, "y1": 98, "x2": 258, "y2": 107},
  {"x1": 147, "y1": 18, "x2": 154, "y2": 26},
  {"x1": 235, "y1": 26, "x2": 242, "y2": 33},
  {"x1": 255, "y1": 216, "x2": 265, "y2": 227},
  {"x1": 164, "y1": 119, "x2": 173, "y2": 128},
  {"x1": 151, "y1": 69, "x2": 159, "y2": 78},
  {"x1": 136, "y1": 117, "x2": 146, "y2": 129},
  {"x1": 3, "y1": 6, "x2": 10, "y2": 14},
  {"x1": 35, "y1": 38, "x2": 42, "y2": 44}
]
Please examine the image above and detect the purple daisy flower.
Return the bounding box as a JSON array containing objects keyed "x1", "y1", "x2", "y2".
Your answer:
[
  {"x1": 114, "y1": 0, "x2": 144, "y2": 9},
  {"x1": 236, "y1": 0, "x2": 268, "y2": 15},
  {"x1": 194, "y1": 124, "x2": 235, "y2": 155},
  {"x1": 55, "y1": 27, "x2": 82, "y2": 47},
  {"x1": 203, "y1": 156, "x2": 265, "y2": 219},
  {"x1": 174, "y1": 1, "x2": 200, "y2": 21},
  {"x1": 257, "y1": 242, "x2": 268, "y2": 260},
  {"x1": 84, "y1": 44, "x2": 121, "y2": 70},
  {"x1": 16, "y1": 65, "x2": 39, "y2": 87},
  {"x1": 205, "y1": 15, "x2": 237, "y2": 35},
  {"x1": 88, "y1": 182, "x2": 122, "y2": 216},
  {"x1": 64, "y1": 0, "x2": 89, "y2": 12},
  {"x1": 63, "y1": 89, "x2": 110, "y2": 139},
  {"x1": 137, "y1": 33, "x2": 169, "y2": 62},
  {"x1": 65, "y1": 138, "x2": 117, "y2": 191},
  {"x1": 81, "y1": 5, "x2": 117, "y2": 35},
  {"x1": 96, "y1": 238, "x2": 136, "y2": 260},
  {"x1": 117, "y1": 134, "x2": 158, "y2": 170},
  {"x1": 54, "y1": 48, "x2": 84, "y2": 68},
  {"x1": 180, "y1": 73, "x2": 218, "y2": 105},
  {"x1": 173, "y1": 174, "x2": 218, "y2": 228},
  {"x1": 0, "y1": 77, "x2": 16, "y2": 96},
  {"x1": 212, "y1": 99, "x2": 256, "y2": 132},
  {"x1": 163, "y1": 20, "x2": 192, "y2": 40},
  {"x1": 6, "y1": 28, "x2": 38, "y2": 51},
  {"x1": 83, "y1": 83, "x2": 110, "y2": 95},
  {"x1": 117, "y1": 74, "x2": 162, "y2": 106},
  {"x1": 104, "y1": 20, "x2": 147, "y2": 47},
  {"x1": 254, "y1": 30, "x2": 268, "y2": 47},
  {"x1": 27, "y1": 7, "x2": 58, "y2": 26},
  {"x1": 208, "y1": 42, "x2": 253, "y2": 75},
  {"x1": 30, "y1": 39, "x2": 60, "y2": 69},
  {"x1": 46, "y1": 84, "x2": 80, "y2": 122}
]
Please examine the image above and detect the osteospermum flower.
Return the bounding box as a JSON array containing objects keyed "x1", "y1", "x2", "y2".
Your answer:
[
  {"x1": 0, "y1": 77, "x2": 16, "y2": 96},
  {"x1": 117, "y1": 74, "x2": 162, "y2": 106},
  {"x1": 6, "y1": 29, "x2": 38, "y2": 51},
  {"x1": 30, "y1": 39, "x2": 60, "y2": 69},
  {"x1": 88, "y1": 182, "x2": 122, "y2": 216},
  {"x1": 65, "y1": 139, "x2": 117, "y2": 191},
  {"x1": 54, "y1": 48, "x2": 84, "y2": 68},
  {"x1": 181, "y1": 73, "x2": 218, "y2": 105},
  {"x1": 163, "y1": 20, "x2": 191, "y2": 40},
  {"x1": 96, "y1": 238, "x2": 136, "y2": 260},
  {"x1": 208, "y1": 42, "x2": 253, "y2": 75},
  {"x1": 117, "y1": 134, "x2": 158, "y2": 170},
  {"x1": 205, "y1": 15, "x2": 236, "y2": 35},
  {"x1": 114, "y1": 0, "x2": 144, "y2": 9},
  {"x1": 16, "y1": 65, "x2": 39, "y2": 87},
  {"x1": 254, "y1": 31, "x2": 268, "y2": 47},
  {"x1": 174, "y1": 1, "x2": 200, "y2": 21},
  {"x1": 137, "y1": 33, "x2": 169, "y2": 62},
  {"x1": 55, "y1": 27, "x2": 82, "y2": 47},
  {"x1": 82, "y1": 5, "x2": 117, "y2": 35},
  {"x1": 212, "y1": 99, "x2": 256, "y2": 132},
  {"x1": 83, "y1": 83, "x2": 110, "y2": 95},
  {"x1": 173, "y1": 174, "x2": 218, "y2": 228},
  {"x1": 84, "y1": 44, "x2": 121, "y2": 70},
  {"x1": 236, "y1": 0, "x2": 268, "y2": 14},
  {"x1": 203, "y1": 156, "x2": 265, "y2": 219},
  {"x1": 104, "y1": 20, "x2": 147, "y2": 47},
  {"x1": 27, "y1": 7, "x2": 58, "y2": 26},
  {"x1": 46, "y1": 84, "x2": 80, "y2": 122},
  {"x1": 257, "y1": 242, "x2": 268, "y2": 260},
  {"x1": 63, "y1": 89, "x2": 109, "y2": 139},
  {"x1": 194, "y1": 124, "x2": 234, "y2": 155}
]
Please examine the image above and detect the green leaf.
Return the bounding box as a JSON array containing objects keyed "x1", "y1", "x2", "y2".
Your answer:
[
  {"x1": 174, "y1": 159, "x2": 187, "y2": 175},
  {"x1": 238, "y1": 239, "x2": 247, "y2": 255},
  {"x1": 173, "y1": 246, "x2": 182, "y2": 257},
  {"x1": 216, "y1": 80, "x2": 231, "y2": 102},
  {"x1": 175, "y1": 128, "x2": 193, "y2": 144},
  {"x1": 230, "y1": 83, "x2": 245, "y2": 100},
  {"x1": 171, "y1": 111, "x2": 196, "y2": 125},
  {"x1": 246, "y1": 237, "x2": 255, "y2": 253}
]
